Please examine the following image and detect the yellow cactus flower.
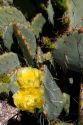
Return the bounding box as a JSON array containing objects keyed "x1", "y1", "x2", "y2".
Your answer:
[
  {"x1": 16, "y1": 67, "x2": 44, "y2": 89},
  {"x1": 13, "y1": 88, "x2": 44, "y2": 112},
  {"x1": 13, "y1": 67, "x2": 45, "y2": 112}
]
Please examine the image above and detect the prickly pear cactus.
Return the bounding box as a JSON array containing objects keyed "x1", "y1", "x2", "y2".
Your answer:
[
  {"x1": 14, "y1": 0, "x2": 55, "y2": 25},
  {"x1": 0, "y1": 52, "x2": 20, "y2": 74},
  {"x1": 35, "y1": 47, "x2": 64, "y2": 119},
  {"x1": 0, "y1": 6, "x2": 27, "y2": 37},
  {"x1": 13, "y1": 23, "x2": 36, "y2": 65},
  {"x1": 0, "y1": 52, "x2": 20, "y2": 94},
  {"x1": 52, "y1": 31, "x2": 83, "y2": 73},
  {"x1": 0, "y1": 6, "x2": 37, "y2": 65},
  {"x1": 31, "y1": 13, "x2": 46, "y2": 38},
  {"x1": 4, "y1": 23, "x2": 36, "y2": 65},
  {"x1": 44, "y1": 65, "x2": 63, "y2": 120},
  {"x1": 47, "y1": 0, "x2": 54, "y2": 25},
  {"x1": 64, "y1": 0, "x2": 83, "y2": 29}
]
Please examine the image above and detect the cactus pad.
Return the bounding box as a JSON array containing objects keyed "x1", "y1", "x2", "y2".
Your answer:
[
  {"x1": 13, "y1": 23, "x2": 36, "y2": 64},
  {"x1": 52, "y1": 31, "x2": 83, "y2": 72},
  {"x1": 65, "y1": 0, "x2": 83, "y2": 29},
  {"x1": 0, "y1": 6, "x2": 27, "y2": 37},
  {"x1": 44, "y1": 65, "x2": 63, "y2": 120},
  {"x1": 0, "y1": 52, "x2": 20, "y2": 74},
  {"x1": 31, "y1": 13, "x2": 46, "y2": 38}
]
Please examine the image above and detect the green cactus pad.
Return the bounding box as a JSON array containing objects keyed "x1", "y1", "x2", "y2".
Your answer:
[
  {"x1": 64, "y1": 0, "x2": 83, "y2": 29},
  {"x1": 3, "y1": 22, "x2": 36, "y2": 65},
  {"x1": 44, "y1": 65, "x2": 63, "y2": 120},
  {"x1": 52, "y1": 31, "x2": 83, "y2": 72},
  {"x1": 13, "y1": 23, "x2": 36, "y2": 65},
  {"x1": 47, "y1": 0, "x2": 54, "y2": 25},
  {"x1": 31, "y1": 13, "x2": 46, "y2": 38},
  {"x1": 0, "y1": 52, "x2": 20, "y2": 74},
  {"x1": 0, "y1": 6, "x2": 27, "y2": 37},
  {"x1": 3, "y1": 24, "x2": 13, "y2": 50}
]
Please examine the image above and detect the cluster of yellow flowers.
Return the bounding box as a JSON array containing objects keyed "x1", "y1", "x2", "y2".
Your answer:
[{"x1": 13, "y1": 67, "x2": 44, "y2": 113}]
